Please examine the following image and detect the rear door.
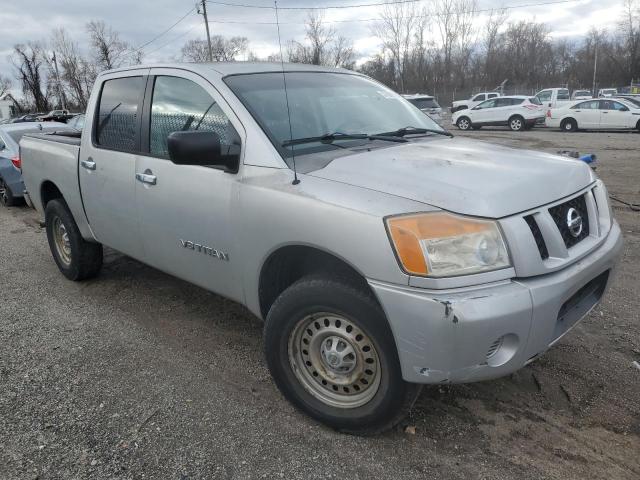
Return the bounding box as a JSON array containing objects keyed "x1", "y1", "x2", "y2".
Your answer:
[
  {"x1": 600, "y1": 100, "x2": 632, "y2": 128},
  {"x1": 79, "y1": 69, "x2": 148, "y2": 259},
  {"x1": 134, "y1": 69, "x2": 245, "y2": 300}
]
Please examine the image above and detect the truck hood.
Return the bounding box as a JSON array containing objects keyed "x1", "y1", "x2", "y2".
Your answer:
[{"x1": 307, "y1": 137, "x2": 596, "y2": 218}]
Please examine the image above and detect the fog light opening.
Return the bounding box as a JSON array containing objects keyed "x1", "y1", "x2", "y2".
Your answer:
[{"x1": 485, "y1": 333, "x2": 519, "y2": 367}]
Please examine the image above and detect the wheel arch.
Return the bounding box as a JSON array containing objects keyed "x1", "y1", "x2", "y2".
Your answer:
[
  {"x1": 40, "y1": 180, "x2": 64, "y2": 208},
  {"x1": 258, "y1": 244, "x2": 377, "y2": 320}
]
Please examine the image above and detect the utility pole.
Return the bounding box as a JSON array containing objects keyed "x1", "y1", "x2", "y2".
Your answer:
[
  {"x1": 51, "y1": 52, "x2": 66, "y2": 111},
  {"x1": 197, "y1": 0, "x2": 213, "y2": 62},
  {"x1": 591, "y1": 40, "x2": 598, "y2": 96}
]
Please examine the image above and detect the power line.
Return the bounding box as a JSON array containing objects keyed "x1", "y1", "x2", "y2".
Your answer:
[
  {"x1": 144, "y1": 24, "x2": 201, "y2": 56},
  {"x1": 206, "y1": 0, "x2": 422, "y2": 9},
  {"x1": 133, "y1": 6, "x2": 196, "y2": 52},
  {"x1": 205, "y1": 0, "x2": 585, "y2": 24}
]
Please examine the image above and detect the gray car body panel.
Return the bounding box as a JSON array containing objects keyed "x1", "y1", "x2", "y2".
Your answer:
[{"x1": 20, "y1": 63, "x2": 623, "y2": 385}]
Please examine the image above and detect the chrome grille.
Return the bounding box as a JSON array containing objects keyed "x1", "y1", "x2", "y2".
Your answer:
[{"x1": 548, "y1": 194, "x2": 590, "y2": 248}]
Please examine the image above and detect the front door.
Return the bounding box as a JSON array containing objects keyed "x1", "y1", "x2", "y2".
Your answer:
[
  {"x1": 79, "y1": 70, "x2": 148, "y2": 260},
  {"x1": 134, "y1": 70, "x2": 245, "y2": 301},
  {"x1": 470, "y1": 99, "x2": 497, "y2": 124},
  {"x1": 572, "y1": 100, "x2": 600, "y2": 128}
]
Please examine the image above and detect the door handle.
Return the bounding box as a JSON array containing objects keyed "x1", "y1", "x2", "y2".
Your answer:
[
  {"x1": 136, "y1": 171, "x2": 157, "y2": 185},
  {"x1": 81, "y1": 158, "x2": 96, "y2": 170},
  {"x1": 602, "y1": 111, "x2": 609, "y2": 114}
]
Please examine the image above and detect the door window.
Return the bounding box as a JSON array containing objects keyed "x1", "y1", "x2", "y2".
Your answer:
[
  {"x1": 573, "y1": 100, "x2": 599, "y2": 109},
  {"x1": 475, "y1": 99, "x2": 496, "y2": 109},
  {"x1": 149, "y1": 76, "x2": 238, "y2": 159},
  {"x1": 472, "y1": 94, "x2": 486, "y2": 102},
  {"x1": 488, "y1": 93, "x2": 499, "y2": 99},
  {"x1": 536, "y1": 90, "x2": 552, "y2": 102},
  {"x1": 95, "y1": 76, "x2": 144, "y2": 152}
]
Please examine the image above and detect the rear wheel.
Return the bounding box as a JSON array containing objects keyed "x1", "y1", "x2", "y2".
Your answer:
[
  {"x1": 0, "y1": 177, "x2": 17, "y2": 207},
  {"x1": 264, "y1": 274, "x2": 421, "y2": 435},
  {"x1": 45, "y1": 199, "x2": 103, "y2": 281},
  {"x1": 561, "y1": 118, "x2": 577, "y2": 132},
  {"x1": 456, "y1": 116, "x2": 471, "y2": 130},
  {"x1": 509, "y1": 115, "x2": 525, "y2": 131}
]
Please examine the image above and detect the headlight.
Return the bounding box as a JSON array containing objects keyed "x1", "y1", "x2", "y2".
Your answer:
[{"x1": 385, "y1": 212, "x2": 511, "y2": 277}]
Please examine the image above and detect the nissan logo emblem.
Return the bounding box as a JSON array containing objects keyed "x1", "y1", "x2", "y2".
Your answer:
[{"x1": 566, "y1": 207, "x2": 583, "y2": 238}]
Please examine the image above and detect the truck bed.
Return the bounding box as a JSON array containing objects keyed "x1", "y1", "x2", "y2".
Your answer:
[{"x1": 20, "y1": 131, "x2": 93, "y2": 239}]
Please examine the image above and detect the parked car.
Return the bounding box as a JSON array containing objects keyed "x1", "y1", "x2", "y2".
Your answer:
[
  {"x1": 545, "y1": 98, "x2": 640, "y2": 131},
  {"x1": 10, "y1": 113, "x2": 45, "y2": 123},
  {"x1": 451, "y1": 95, "x2": 544, "y2": 131},
  {"x1": 66, "y1": 113, "x2": 85, "y2": 131},
  {"x1": 598, "y1": 88, "x2": 618, "y2": 98},
  {"x1": 402, "y1": 94, "x2": 443, "y2": 123},
  {"x1": 21, "y1": 63, "x2": 622, "y2": 434},
  {"x1": 450, "y1": 91, "x2": 501, "y2": 113},
  {"x1": 0, "y1": 122, "x2": 71, "y2": 206},
  {"x1": 572, "y1": 90, "x2": 592, "y2": 100},
  {"x1": 615, "y1": 95, "x2": 640, "y2": 108},
  {"x1": 38, "y1": 109, "x2": 74, "y2": 122},
  {"x1": 535, "y1": 88, "x2": 571, "y2": 108}
]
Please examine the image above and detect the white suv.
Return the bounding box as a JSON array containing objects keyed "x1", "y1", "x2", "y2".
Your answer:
[{"x1": 451, "y1": 95, "x2": 544, "y2": 131}]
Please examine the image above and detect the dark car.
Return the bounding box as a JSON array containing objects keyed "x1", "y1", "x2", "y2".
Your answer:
[
  {"x1": 0, "y1": 122, "x2": 71, "y2": 206},
  {"x1": 10, "y1": 113, "x2": 45, "y2": 123}
]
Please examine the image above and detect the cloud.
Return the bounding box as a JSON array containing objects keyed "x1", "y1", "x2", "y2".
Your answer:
[{"x1": 0, "y1": 0, "x2": 624, "y2": 100}]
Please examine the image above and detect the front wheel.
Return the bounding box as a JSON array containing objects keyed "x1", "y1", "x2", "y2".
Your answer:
[
  {"x1": 264, "y1": 275, "x2": 421, "y2": 435},
  {"x1": 45, "y1": 199, "x2": 103, "y2": 281},
  {"x1": 456, "y1": 116, "x2": 471, "y2": 130}
]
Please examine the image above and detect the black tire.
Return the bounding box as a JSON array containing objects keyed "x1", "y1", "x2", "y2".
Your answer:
[
  {"x1": 0, "y1": 177, "x2": 17, "y2": 207},
  {"x1": 508, "y1": 115, "x2": 525, "y2": 131},
  {"x1": 561, "y1": 118, "x2": 577, "y2": 132},
  {"x1": 456, "y1": 116, "x2": 472, "y2": 131},
  {"x1": 636, "y1": 120, "x2": 640, "y2": 132},
  {"x1": 264, "y1": 274, "x2": 421, "y2": 435},
  {"x1": 45, "y1": 199, "x2": 103, "y2": 281}
]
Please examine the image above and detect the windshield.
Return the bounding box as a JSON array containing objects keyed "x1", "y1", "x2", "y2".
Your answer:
[{"x1": 224, "y1": 72, "x2": 443, "y2": 163}]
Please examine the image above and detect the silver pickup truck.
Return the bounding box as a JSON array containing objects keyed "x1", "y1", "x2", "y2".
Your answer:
[{"x1": 21, "y1": 63, "x2": 623, "y2": 434}]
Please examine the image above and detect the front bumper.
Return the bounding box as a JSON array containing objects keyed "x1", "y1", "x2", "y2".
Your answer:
[{"x1": 369, "y1": 221, "x2": 623, "y2": 384}]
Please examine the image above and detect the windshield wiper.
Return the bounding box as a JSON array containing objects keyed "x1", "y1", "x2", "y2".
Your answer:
[
  {"x1": 282, "y1": 131, "x2": 407, "y2": 147},
  {"x1": 377, "y1": 126, "x2": 454, "y2": 138}
]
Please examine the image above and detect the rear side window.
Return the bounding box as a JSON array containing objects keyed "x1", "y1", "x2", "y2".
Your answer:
[
  {"x1": 149, "y1": 76, "x2": 238, "y2": 159},
  {"x1": 409, "y1": 98, "x2": 439, "y2": 109},
  {"x1": 488, "y1": 93, "x2": 499, "y2": 99},
  {"x1": 557, "y1": 89, "x2": 570, "y2": 100},
  {"x1": 536, "y1": 90, "x2": 552, "y2": 102},
  {"x1": 95, "y1": 76, "x2": 144, "y2": 152}
]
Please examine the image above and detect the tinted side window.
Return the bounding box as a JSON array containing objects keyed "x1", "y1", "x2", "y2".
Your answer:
[
  {"x1": 573, "y1": 100, "x2": 599, "y2": 110},
  {"x1": 96, "y1": 76, "x2": 144, "y2": 151},
  {"x1": 472, "y1": 94, "x2": 485, "y2": 102},
  {"x1": 476, "y1": 99, "x2": 496, "y2": 109},
  {"x1": 149, "y1": 76, "x2": 238, "y2": 159},
  {"x1": 488, "y1": 93, "x2": 499, "y2": 99}
]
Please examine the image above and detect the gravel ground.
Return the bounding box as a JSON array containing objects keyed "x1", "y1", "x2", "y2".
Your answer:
[{"x1": 1, "y1": 126, "x2": 638, "y2": 479}]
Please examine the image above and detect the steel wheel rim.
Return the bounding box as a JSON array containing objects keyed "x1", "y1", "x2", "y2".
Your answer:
[
  {"x1": 52, "y1": 216, "x2": 72, "y2": 266},
  {"x1": 288, "y1": 313, "x2": 381, "y2": 409}
]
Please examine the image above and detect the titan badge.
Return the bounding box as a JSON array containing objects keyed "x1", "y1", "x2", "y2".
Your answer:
[{"x1": 180, "y1": 239, "x2": 229, "y2": 261}]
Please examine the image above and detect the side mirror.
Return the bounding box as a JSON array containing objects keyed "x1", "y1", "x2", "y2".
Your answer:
[{"x1": 167, "y1": 131, "x2": 239, "y2": 173}]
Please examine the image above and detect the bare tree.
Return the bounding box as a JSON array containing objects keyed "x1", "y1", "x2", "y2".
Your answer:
[
  {"x1": 11, "y1": 43, "x2": 50, "y2": 112},
  {"x1": 86, "y1": 20, "x2": 130, "y2": 71},
  {"x1": 0, "y1": 76, "x2": 12, "y2": 98},
  {"x1": 371, "y1": 3, "x2": 421, "y2": 92},
  {"x1": 181, "y1": 36, "x2": 248, "y2": 62},
  {"x1": 289, "y1": 11, "x2": 354, "y2": 68},
  {"x1": 50, "y1": 29, "x2": 94, "y2": 109}
]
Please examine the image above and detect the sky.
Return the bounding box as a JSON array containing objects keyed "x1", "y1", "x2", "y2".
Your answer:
[{"x1": 0, "y1": 0, "x2": 625, "y2": 97}]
